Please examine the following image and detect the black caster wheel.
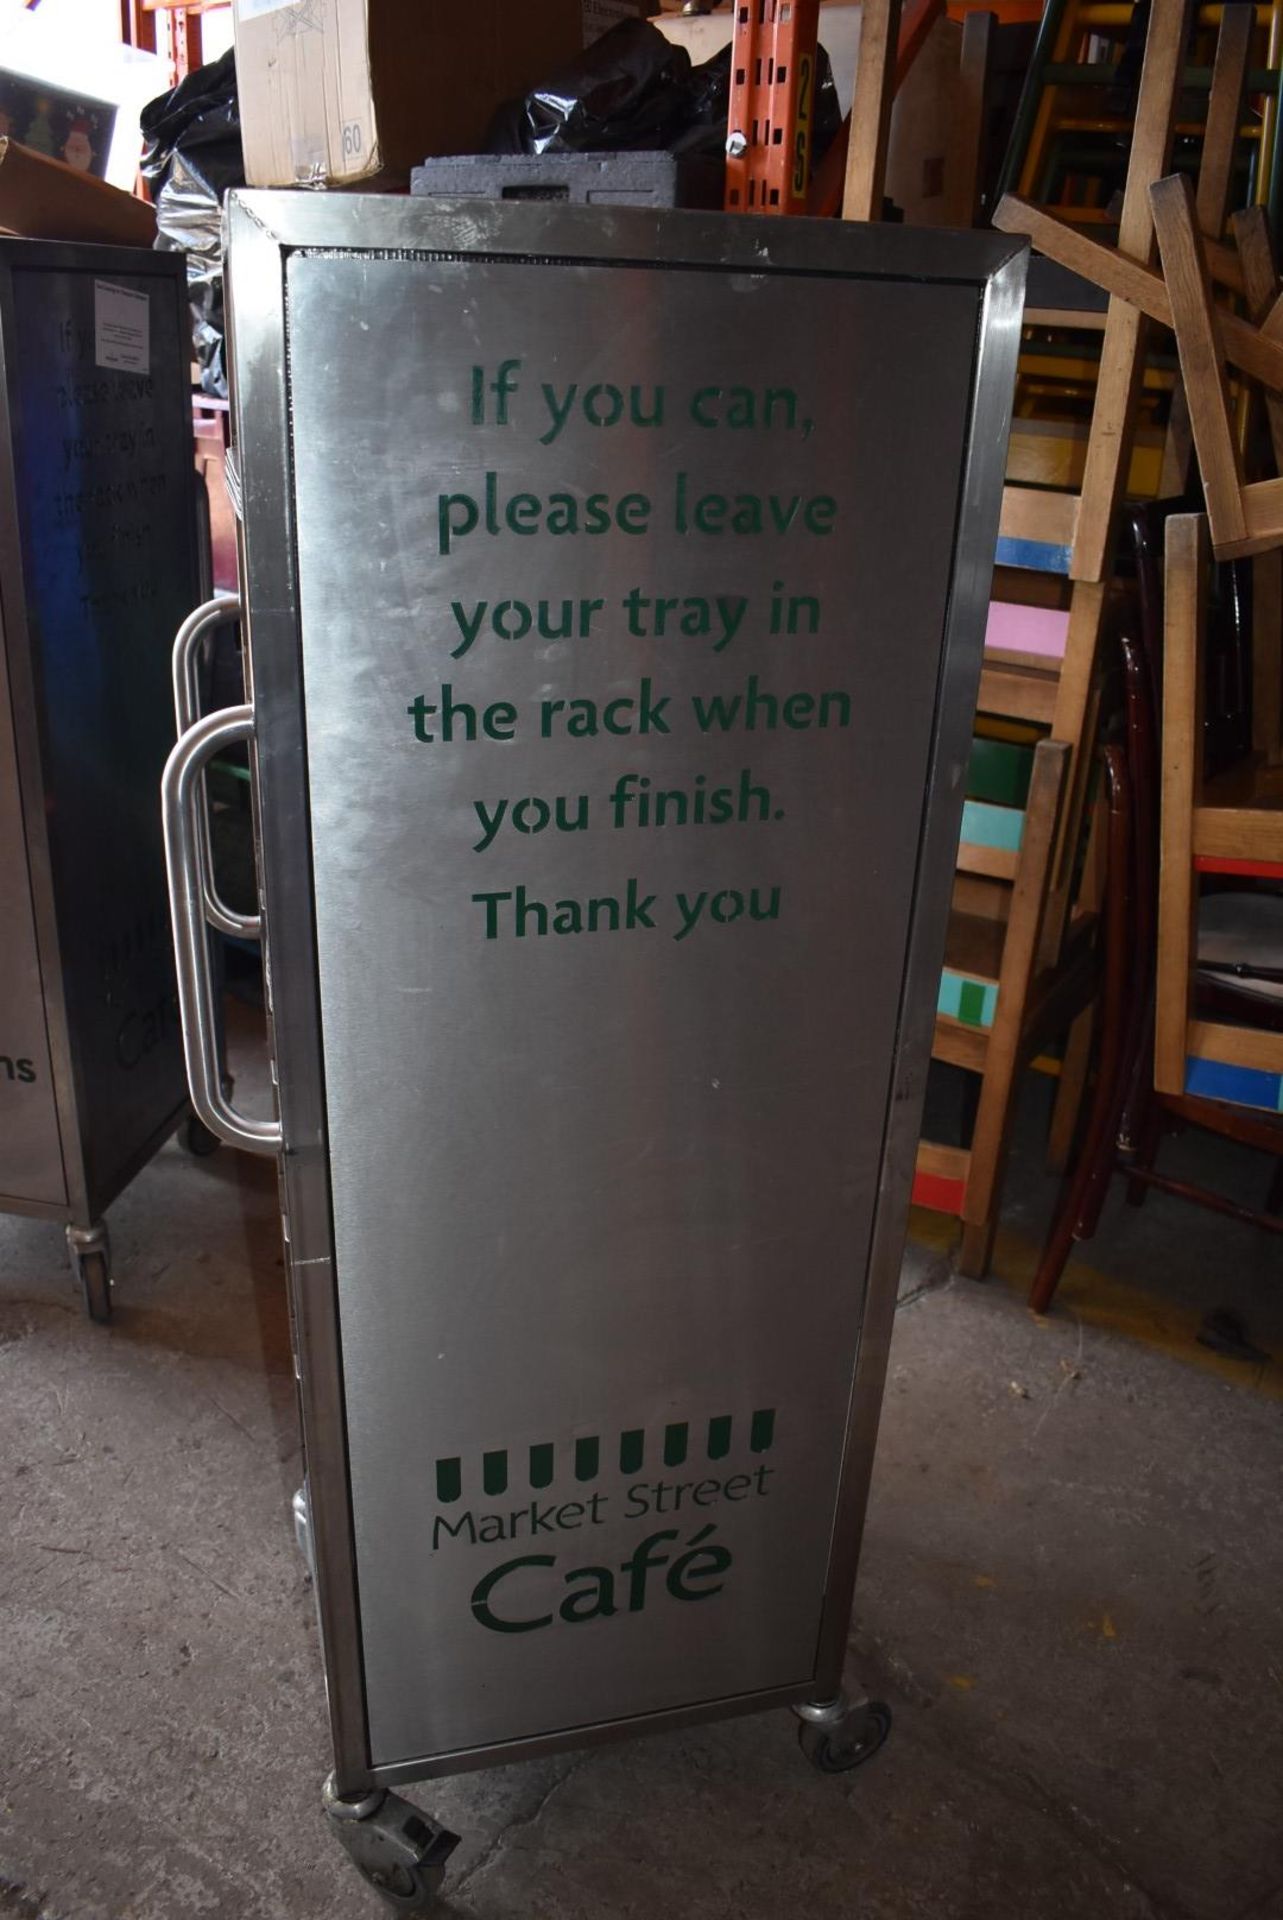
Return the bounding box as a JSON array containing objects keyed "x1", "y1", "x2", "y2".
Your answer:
[
  {"x1": 67, "y1": 1227, "x2": 113, "y2": 1326},
  {"x1": 182, "y1": 1115, "x2": 222, "y2": 1157},
  {"x1": 78, "y1": 1250, "x2": 113, "y2": 1326},
  {"x1": 351, "y1": 1856, "x2": 447, "y2": 1914},
  {"x1": 324, "y1": 1779, "x2": 459, "y2": 1916},
  {"x1": 799, "y1": 1700, "x2": 892, "y2": 1773}
]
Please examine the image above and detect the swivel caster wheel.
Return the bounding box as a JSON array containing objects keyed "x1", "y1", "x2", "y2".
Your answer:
[
  {"x1": 323, "y1": 1776, "x2": 459, "y2": 1914},
  {"x1": 797, "y1": 1697, "x2": 891, "y2": 1774},
  {"x1": 67, "y1": 1224, "x2": 112, "y2": 1326}
]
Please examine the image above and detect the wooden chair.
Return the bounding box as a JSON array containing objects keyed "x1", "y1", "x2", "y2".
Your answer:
[
  {"x1": 955, "y1": 0, "x2": 1198, "y2": 910},
  {"x1": 915, "y1": 737, "x2": 1110, "y2": 1275},
  {"x1": 1150, "y1": 171, "x2": 1283, "y2": 792},
  {"x1": 980, "y1": 0, "x2": 1205, "y2": 995},
  {"x1": 1032, "y1": 510, "x2": 1283, "y2": 1313},
  {"x1": 1157, "y1": 4, "x2": 1256, "y2": 497},
  {"x1": 904, "y1": 0, "x2": 1195, "y2": 1276},
  {"x1": 996, "y1": 0, "x2": 1283, "y2": 242},
  {"x1": 994, "y1": 168, "x2": 1283, "y2": 771},
  {"x1": 999, "y1": 2, "x2": 1262, "y2": 496},
  {"x1": 1150, "y1": 171, "x2": 1283, "y2": 558},
  {"x1": 1110, "y1": 506, "x2": 1281, "y2": 1211},
  {"x1": 1155, "y1": 513, "x2": 1283, "y2": 1103}
]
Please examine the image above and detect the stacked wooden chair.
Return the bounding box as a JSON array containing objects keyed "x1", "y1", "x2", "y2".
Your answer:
[
  {"x1": 1009, "y1": 131, "x2": 1283, "y2": 1306},
  {"x1": 785, "y1": 0, "x2": 1281, "y2": 1280},
  {"x1": 998, "y1": 0, "x2": 1283, "y2": 227},
  {"x1": 1155, "y1": 515, "x2": 1283, "y2": 1115},
  {"x1": 1147, "y1": 182, "x2": 1283, "y2": 1123},
  {"x1": 1031, "y1": 506, "x2": 1282, "y2": 1311},
  {"x1": 912, "y1": 0, "x2": 1201, "y2": 1275},
  {"x1": 1000, "y1": 2, "x2": 1283, "y2": 497}
]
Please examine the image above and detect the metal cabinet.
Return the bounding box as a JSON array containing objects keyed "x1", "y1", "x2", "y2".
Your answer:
[
  {"x1": 164, "y1": 194, "x2": 1025, "y2": 1909},
  {"x1": 0, "y1": 242, "x2": 204, "y2": 1319}
]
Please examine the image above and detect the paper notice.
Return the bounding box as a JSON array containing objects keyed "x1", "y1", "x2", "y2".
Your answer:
[{"x1": 94, "y1": 281, "x2": 150, "y2": 375}]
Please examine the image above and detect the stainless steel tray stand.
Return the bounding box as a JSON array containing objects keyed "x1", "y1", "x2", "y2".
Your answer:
[{"x1": 163, "y1": 193, "x2": 1024, "y2": 1910}]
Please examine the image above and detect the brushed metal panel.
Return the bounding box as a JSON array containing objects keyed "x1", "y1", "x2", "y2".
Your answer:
[
  {"x1": 4, "y1": 256, "x2": 197, "y2": 1214},
  {"x1": 282, "y1": 248, "x2": 986, "y2": 1766},
  {"x1": 0, "y1": 612, "x2": 64, "y2": 1206}
]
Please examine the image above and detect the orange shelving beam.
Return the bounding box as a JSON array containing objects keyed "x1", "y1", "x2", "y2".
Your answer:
[{"x1": 724, "y1": 0, "x2": 823, "y2": 214}]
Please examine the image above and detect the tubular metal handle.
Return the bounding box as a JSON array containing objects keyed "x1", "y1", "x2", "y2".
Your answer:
[
  {"x1": 172, "y1": 594, "x2": 261, "y2": 942},
  {"x1": 163, "y1": 706, "x2": 282, "y2": 1156}
]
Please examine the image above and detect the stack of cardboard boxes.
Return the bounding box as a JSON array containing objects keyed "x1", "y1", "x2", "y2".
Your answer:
[{"x1": 233, "y1": 0, "x2": 652, "y2": 189}]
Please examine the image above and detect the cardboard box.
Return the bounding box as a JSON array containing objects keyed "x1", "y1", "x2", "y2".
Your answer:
[
  {"x1": 0, "y1": 138, "x2": 156, "y2": 247},
  {"x1": 233, "y1": 0, "x2": 651, "y2": 189}
]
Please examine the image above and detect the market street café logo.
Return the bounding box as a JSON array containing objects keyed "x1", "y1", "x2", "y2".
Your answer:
[{"x1": 431, "y1": 1409, "x2": 777, "y2": 1634}]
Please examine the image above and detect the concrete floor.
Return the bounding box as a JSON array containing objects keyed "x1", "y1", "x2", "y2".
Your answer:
[{"x1": 2, "y1": 1009, "x2": 1282, "y2": 1920}]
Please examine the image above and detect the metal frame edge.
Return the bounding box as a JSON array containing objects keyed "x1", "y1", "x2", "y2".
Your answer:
[{"x1": 810, "y1": 245, "x2": 1029, "y2": 1691}]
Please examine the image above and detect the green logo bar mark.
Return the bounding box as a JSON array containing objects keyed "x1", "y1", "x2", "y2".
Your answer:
[
  {"x1": 434, "y1": 1407, "x2": 776, "y2": 1502},
  {"x1": 483, "y1": 1450, "x2": 508, "y2": 1497}
]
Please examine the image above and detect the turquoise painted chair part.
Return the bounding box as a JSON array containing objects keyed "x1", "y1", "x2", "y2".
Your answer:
[
  {"x1": 938, "y1": 971, "x2": 999, "y2": 1029},
  {"x1": 960, "y1": 798, "x2": 1026, "y2": 853}
]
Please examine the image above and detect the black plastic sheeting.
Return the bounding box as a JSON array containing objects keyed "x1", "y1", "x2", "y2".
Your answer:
[
  {"x1": 140, "y1": 49, "x2": 243, "y2": 399},
  {"x1": 486, "y1": 17, "x2": 841, "y2": 168}
]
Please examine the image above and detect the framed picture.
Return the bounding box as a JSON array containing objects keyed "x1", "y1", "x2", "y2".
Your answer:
[{"x1": 0, "y1": 70, "x2": 116, "y2": 180}]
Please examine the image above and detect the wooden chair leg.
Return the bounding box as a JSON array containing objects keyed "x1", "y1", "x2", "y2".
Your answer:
[
  {"x1": 1047, "y1": 1003, "x2": 1094, "y2": 1174},
  {"x1": 1157, "y1": 2, "x2": 1253, "y2": 497},
  {"x1": 1065, "y1": 771, "x2": 1144, "y2": 1244},
  {"x1": 1231, "y1": 208, "x2": 1283, "y2": 476},
  {"x1": 959, "y1": 1217, "x2": 997, "y2": 1279},
  {"x1": 1155, "y1": 513, "x2": 1206, "y2": 1093},
  {"x1": 1150, "y1": 173, "x2": 1250, "y2": 555},
  {"x1": 842, "y1": 0, "x2": 903, "y2": 221},
  {"x1": 1123, "y1": 1094, "x2": 1165, "y2": 1207},
  {"x1": 1030, "y1": 745, "x2": 1132, "y2": 1314},
  {"x1": 960, "y1": 742, "x2": 1070, "y2": 1278},
  {"x1": 1069, "y1": 0, "x2": 1193, "y2": 584}
]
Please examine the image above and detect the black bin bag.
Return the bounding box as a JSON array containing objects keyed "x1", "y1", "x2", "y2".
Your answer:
[
  {"x1": 141, "y1": 49, "x2": 244, "y2": 399},
  {"x1": 486, "y1": 17, "x2": 841, "y2": 167}
]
